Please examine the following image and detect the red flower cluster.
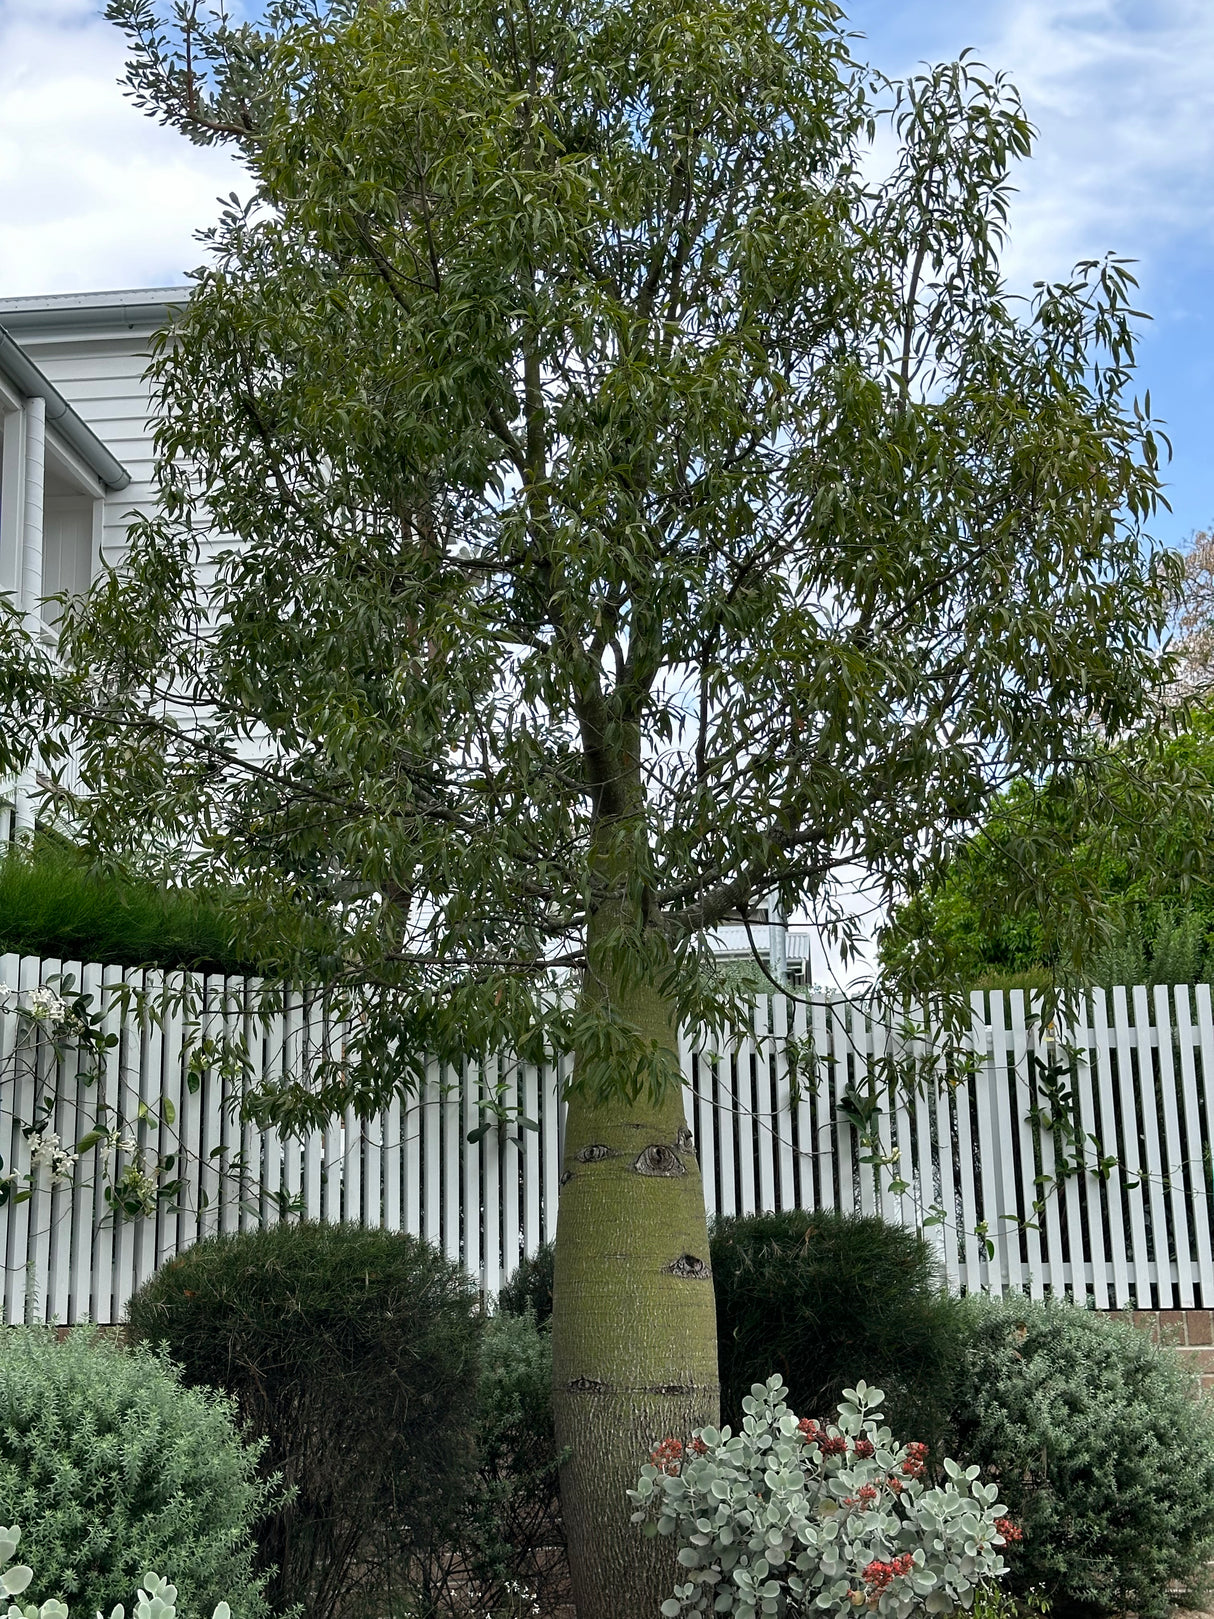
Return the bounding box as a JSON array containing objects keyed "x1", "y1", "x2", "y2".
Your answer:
[
  {"x1": 886, "y1": 1476, "x2": 905, "y2": 1494},
  {"x1": 900, "y1": 1442, "x2": 928, "y2": 1480},
  {"x1": 853, "y1": 1438, "x2": 875, "y2": 1459},
  {"x1": 797, "y1": 1417, "x2": 824, "y2": 1444},
  {"x1": 820, "y1": 1434, "x2": 848, "y2": 1457},
  {"x1": 862, "y1": 1553, "x2": 915, "y2": 1593},
  {"x1": 690, "y1": 1437, "x2": 708, "y2": 1456},
  {"x1": 856, "y1": 1484, "x2": 879, "y2": 1505},
  {"x1": 650, "y1": 1437, "x2": 684, "y2": 1475},
  {"x1": 995, "y1": 1517, "x2": 1024, "y2": 1544}
]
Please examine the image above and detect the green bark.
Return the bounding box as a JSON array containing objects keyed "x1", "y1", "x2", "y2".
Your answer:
[{"x1": 552, "y1": 880, "x2": 719, "y2": 1619}]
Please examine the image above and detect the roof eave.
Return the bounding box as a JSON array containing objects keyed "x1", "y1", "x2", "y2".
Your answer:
[{"x1": 0, "y1": 325, "x2": 132, "y2": 493}]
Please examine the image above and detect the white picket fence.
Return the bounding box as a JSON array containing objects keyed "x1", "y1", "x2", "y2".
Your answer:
[{"x1": 4, "y1": 954, "x2": 1214, "y2": 1322}]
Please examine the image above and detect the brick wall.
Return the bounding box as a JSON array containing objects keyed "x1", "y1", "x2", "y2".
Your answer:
[{"x1": 1118, "y1": 1309, "x2": 1214, "y2": 1392}]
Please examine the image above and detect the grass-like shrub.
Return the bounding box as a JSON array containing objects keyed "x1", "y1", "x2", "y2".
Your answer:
[
  {"x1": 710, "y1": 1209, "x2": 961, "y2": 1446},
  {"x1": 0, "y1": 840, "x2": 243, "y2": 973},
  {"x1": 949, "y1": 1295, "x2": 1214, "y2": 1618},
  {"x1": 0, "y1": 1329, "x2": 272, "y2": 1619},
  {"x1": 127, "y1": 1222, "x2": 482, "y2": 1619}
]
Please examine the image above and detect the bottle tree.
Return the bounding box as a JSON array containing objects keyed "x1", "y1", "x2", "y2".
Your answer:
[{"x1": 1, "y1": 0, "x2": 1184, "y2": 1612}]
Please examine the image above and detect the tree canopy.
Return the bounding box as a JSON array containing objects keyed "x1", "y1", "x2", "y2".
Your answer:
[{"x1": 1, "y1": 0, "x2": 1187, "y2": 1098}]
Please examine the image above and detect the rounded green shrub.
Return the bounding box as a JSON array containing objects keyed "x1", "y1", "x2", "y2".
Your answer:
[
  {"x1": 709, "y1": 1208, "x2": 961, "y2": 1444},
  {"x1": 948, "y1": 1295, "x2": 1214, "y2": 1618},
  {"x1": 127, "y1": 1222, "x2": 481, "y2": 1619},
  {"x1": 0, "y1": 1328, "x2": 272, "y2": 1619}
]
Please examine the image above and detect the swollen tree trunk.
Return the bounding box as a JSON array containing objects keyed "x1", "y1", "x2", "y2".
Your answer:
[{"x1": 552, "y1": 899, "x2": 720, "y2": 1619}]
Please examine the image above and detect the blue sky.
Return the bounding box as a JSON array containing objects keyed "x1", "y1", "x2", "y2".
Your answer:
[{"x1": 0, "y1": 0, "x2": 1210, "y2": 546}]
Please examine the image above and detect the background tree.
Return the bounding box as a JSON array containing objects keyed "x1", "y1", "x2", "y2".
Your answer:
[
  {"x1": 1173, "y1": 529, "x2": 1214, "y2": 697},
  {"x1": 0, "y1": 0, "x2": 1193, "y2": 1613},
  {"x1": 883, "y1": 556, "x2": 1214, "y2": 992},
  {"x1": 880, "y1": 735, "x2": 1214, "y2": 989}
]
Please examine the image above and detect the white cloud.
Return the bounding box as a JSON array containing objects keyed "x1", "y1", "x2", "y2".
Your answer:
[
  {"x1": 928, "y1": 0, "x2": 1214, "y2": 287},
  {"x1": 0, "y1": 0, "x2": 245, "y2": 296}
]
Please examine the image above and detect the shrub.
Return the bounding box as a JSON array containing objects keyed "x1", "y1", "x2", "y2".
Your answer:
[
  {"x1": 127, "y1": 1222, "x2": 482, "y2": 1619},
  {"x1": 710, "y1": 1209, "x2": 962, "y2": 1446},
  {"x1": 0, "y1": 1329, "x2": 271, "y2": 1619},
  {"x1": 0, "y1": 840, "x2": 246, "y2": 973},
  {"x1": 0, "y1": 1523, "x2": 234, "y2": 1619},
  {"x1": 631, "y1": 1376, "x2": 1014, "y2": 1619},
  {"x1": 423, "y1": 1312, "x2": 567, "y2": 1617},
  {"x1": 948, "y1": 1296, "x2": 1214, "y2": 1618},
  {"x1": 498, "y1": 1242, "x2": 554, "y2": 1325}
]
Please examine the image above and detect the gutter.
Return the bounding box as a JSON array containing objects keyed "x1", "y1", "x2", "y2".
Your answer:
[{"x1": 0, "y1": 324, "x2": 131, "y2": 493}]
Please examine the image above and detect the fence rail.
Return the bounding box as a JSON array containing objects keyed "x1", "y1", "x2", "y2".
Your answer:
[{"x1": 3, "y1": 954, "x2": 1214, "y2": 1321}]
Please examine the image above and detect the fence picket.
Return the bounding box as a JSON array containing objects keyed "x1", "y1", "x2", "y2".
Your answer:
[
  {"x1": 462, "y1": 1058, "x2": 481, "y2": 1281},
  {"x1": 281, "y1": 988, "x2": 305, "y2": 1224},
  {"x1": 444, "y1": 1065, "x2": 463, "y2": 1264},
  {"x1": 71, "y1": 961, "x2": 105, "y2": 1322},
  {"x1": 925, "y1": 1031, "x2": 957, "y2": 1290},
  {"x1": 481, "y1": 1056, "x2": 501, "y2": 1297},
  {"x1": 542, "y1": 1057, "x2": 562, "y2": 1245},
  {"x1": 299, "y1": 993, "x2": 325, "y2": 1223},
  {"x1": 1176, "y1": 986, "x2": 1214, "y2": 1304},
  {"x1": 1011, "y1": 994, "x2": 1046, "y2": 1297},
  {"x1": 0, "y1": 955, "x2": 22, "y2": 1322},
  {"x1": 1050, "y1": 998, "x2": 1086, "y2": 1301},
  {"x1": 500, "y1": 1062, "x2": 520, "y2": 1283},
  {"x1": 735, "y1": 1014, "x2": 757, "y2": 1217},
  {"x1": 686, "y1": 1028, "x2": 716, "y2": 1220},
  {"x1": 715, "y1": 1028, "x2": 737, "y2": 1219},
  {"x1": 1111, "y1": 988, "x2": 1151, "y2": 1305},
  {"x1": 1131, "y1": 985, "x2": 1173, "y2": 1306},
  {"x1": 28, "y1": 958, "x2": 63, "y2": 1320},
  {"x1": 523, "y1": 1061, "x2": 542, "y2": 1262},
  {"x1": 753, "y1": 997, "x2": 776, "y2": 1214},
  {"x1": 1154, "y1": 984, "x2": 1193, "y2": 1308}
]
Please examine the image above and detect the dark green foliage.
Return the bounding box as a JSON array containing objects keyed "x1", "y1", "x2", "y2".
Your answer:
[
  {"x1": 0, "y1": 837, "x2": 334, "y2": 975},
  {"x1": 0, "y1": 838, "x2": 245, "y2": 973},
  {"x1": 883, "y1": 712, "x2": 1214, "y2": 991},
  {"x1": 0, "y1": 1328, "x2": 272, "y2": 1619},
  {"x1": 710, "y1": 1209, "x2": 961, "y2": 1448},
  {"x1": 949, "y1": 1296, "x2": 1214, "y2": 1618},
  {"x1": 126, "y1": 1222, "x2": 481, "y2": 1619},
  {"x1": 424, "y1": 1312, "x2": 567, "y2": 1617},
  {"x1": 498, "y1": 1242, "x2": 554, "y2": 1326}
]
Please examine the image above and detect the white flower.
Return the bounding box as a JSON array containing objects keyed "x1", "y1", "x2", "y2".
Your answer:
[
  {"x1": 28, "y1": 987, "x2": 69, "y2": 1024},
  {"x1": 27, "y1": 1131, "x2": 79, "y2": 1184}
]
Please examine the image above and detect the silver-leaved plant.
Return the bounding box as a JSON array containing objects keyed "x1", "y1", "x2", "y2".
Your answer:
[
  {"x1": 0, "y1": 1526, "x2": 232, "y2": 1619},
  {"x1": 630, "y1": 1377, "x2": 1014, "y2": 1619}
]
